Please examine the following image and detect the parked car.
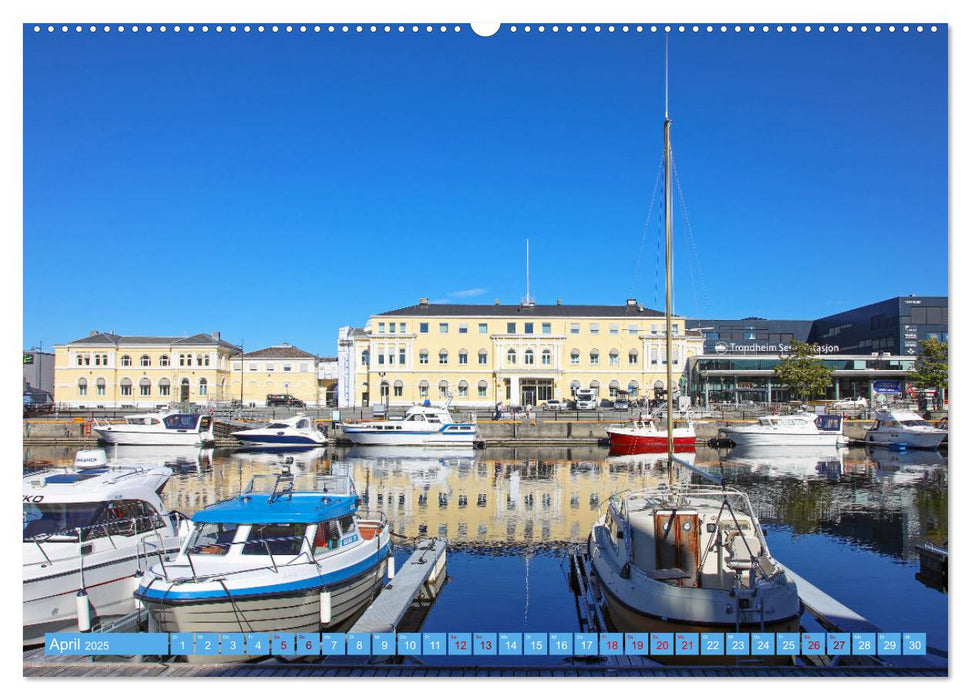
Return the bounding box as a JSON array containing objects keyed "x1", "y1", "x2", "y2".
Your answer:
[
  {"x1": 599, "y1": 399, "x2": 614, "y2": 409},
  {"x1": 544, "y1": 400, "x2": 567, "y2": 411},
  {"x1": 831, "y1": 397, "x2": 868, "y2": 410},
  {"x1": 266, "y1": 394, "x2": 306, "y2": 408},
  {"x1": 613, "y1": 399, "x2": 630, "y2": 410}
]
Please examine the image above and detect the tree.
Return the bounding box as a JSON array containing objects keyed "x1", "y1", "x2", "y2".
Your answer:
[
  {"x1": 910, "y1": 337, "x2": 948, "y2": 409},
  {"x1": 774, "y1": 341, "x2": 832, "y2": 402}
]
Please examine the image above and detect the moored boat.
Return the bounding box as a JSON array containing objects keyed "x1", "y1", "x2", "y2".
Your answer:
[
  {"x1": 23, "y1": 449, "x2": 187, "y2": 644},
  {"x1": 865, "y1": 409, "x2": 947, "y2": 449},
  {"x1": 134, "y1": 472, "x2": 390, "y2": 660},
  {"x1": 232, "y1": 414, "x2": 327, "y2": 447},
  {"x1": 93, "y1": 411, "x2": 215, "y2": 446},
  {"x1": 340, "y1": 401, "x2": 478, "y2": 447},
  {"x1": 720, "y1": 413, "x2": 845, "y2": 447},
  {"x1": 606, "y1": 414, "x2": 696, "y2": 454}
]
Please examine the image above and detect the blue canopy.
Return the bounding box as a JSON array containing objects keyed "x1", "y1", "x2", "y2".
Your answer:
[{"x1": 192, "y1": 493, "x2": 357, "y2": 525}]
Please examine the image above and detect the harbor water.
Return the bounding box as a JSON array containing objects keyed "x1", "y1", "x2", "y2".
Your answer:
[{"x1": 22, "y1": 443, "x2": 948, "y2": 663}]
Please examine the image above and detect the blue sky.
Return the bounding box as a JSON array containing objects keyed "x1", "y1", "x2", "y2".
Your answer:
[{"x1": 23, "y1": 24, "x2": 947, "y2": 355}]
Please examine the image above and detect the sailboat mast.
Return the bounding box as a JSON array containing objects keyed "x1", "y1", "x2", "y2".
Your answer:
[{"x1": 664, "y1": 116, "x2": 674, "y2": 464}]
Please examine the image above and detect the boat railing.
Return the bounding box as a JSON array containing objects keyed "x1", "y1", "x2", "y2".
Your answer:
[
  {"x1": 25, "y1": 511, "x2": 171, "y2": 560},
  {"x1": 243, "y1": 473, "x2": 355, "y2": 501}
]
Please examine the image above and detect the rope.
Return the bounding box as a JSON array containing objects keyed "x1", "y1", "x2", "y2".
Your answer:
[
  {"x1": 629, "y1": 152, "x2": 664, "y2": 299},
  {"x1": 672, "y1": 153, "x2": 713, "y2": 319}
]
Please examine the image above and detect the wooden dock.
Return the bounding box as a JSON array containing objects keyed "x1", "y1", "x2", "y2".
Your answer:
[{"x1": 350, "y1": 539, "x2": 447, "y2": 634}]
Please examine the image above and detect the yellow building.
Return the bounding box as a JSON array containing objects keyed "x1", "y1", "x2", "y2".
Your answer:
[
  {"x1": 338, "y1": 298, "x2": 704, "y2": 408},
  {"x1": 229, "y1": 343, "x2": 323, "y2": 407},
  {"x1": 53, "y1": 331, "x2": 239, "y2": 408}
]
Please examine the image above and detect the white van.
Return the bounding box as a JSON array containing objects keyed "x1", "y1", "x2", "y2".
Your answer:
[{"x1": 575, "y1": 388, "x2": 597, "y2": 410}]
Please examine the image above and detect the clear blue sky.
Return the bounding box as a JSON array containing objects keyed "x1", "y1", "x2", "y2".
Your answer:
[{"x1": 23, "y1": 25, "x2": 947, "y2": 355}]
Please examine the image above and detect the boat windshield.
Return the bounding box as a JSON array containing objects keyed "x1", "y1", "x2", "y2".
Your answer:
[
  {"x1": 164, "y1": 414, "x2": 200, "y2": 430},
  {"x1": 23, "y1": 502, "x2": 104, "y2": 540},
  {"x1": 126, "y1": 417, "x2": 161, "y2": 425},
  {"x1": 900, "y1": 419, "x2": 931, "y2": 427},
  {"x1": 187, "y1": 522, "x2": 239, "y2": 555},
  {"x1": 265, "y1": 423, "x2": 290, "y2": 429}
]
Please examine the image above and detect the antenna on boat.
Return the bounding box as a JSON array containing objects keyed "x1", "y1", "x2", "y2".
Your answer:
[{"x1": 663, "y1": 34, "x2": 675, "y2": 477}]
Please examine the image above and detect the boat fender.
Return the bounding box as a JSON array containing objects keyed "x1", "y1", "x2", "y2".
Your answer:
[
  {"x1": 388, "y1": 556, "x2": 396, "y2": 580},
  {"x1": 620, "y1": 563, "x2": 631, "y2": 579},
  {"x1": 76, "y1": 589, "x2": 91, "y2": 632},
  {"x1": 320, "y1": 590, "x2": 332, "y2": 625},
  {"x1": 130, "y1": 573, "x2": 143, "y2": 609}
]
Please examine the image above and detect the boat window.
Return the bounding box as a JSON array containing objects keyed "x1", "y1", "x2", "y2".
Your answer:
[
  {"x1": 266, "y1": 423, "x2": 289, "y2": 429},
  {"x1": 816, "y1": 416, "x2": 842, "y2": 431},
  {"x1": 427, "y1": 414, "x2": 441, "y2": 424},
  {"x1": 23, "y1": 501, "x2": 104, "y2": 540},
  {"x1": 164, "y1": 414, "x2": 199, "y2": 430},
  {"x1": 900, "y1": 419, "x2": 930, "y2": 427},
  {"x1": 243, "y1": 523, "x2": 308, "y2": 556},
  {"x1": 296, "y1": 419, "x2": 310, "y2": 429},
  {"x1": 314, "y1": 519, "x2": 342, "y2": 550},
  {"x1": 187, "y1": 522, "x2": 240, "y2": 555},
  {"x1": 338, "y1": 514, "x2": 355, "y2": 535}
]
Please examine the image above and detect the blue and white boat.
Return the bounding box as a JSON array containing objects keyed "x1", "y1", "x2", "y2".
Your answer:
[
  {"x1": 340, "y1": 401, "x2": 478, "y2": 447},
  {"x1": 232, "y1": 414, "x2": 327, "y2": 447},
  {"x1": 134, "y1": 472, "x2": 389, "y2": 654}
]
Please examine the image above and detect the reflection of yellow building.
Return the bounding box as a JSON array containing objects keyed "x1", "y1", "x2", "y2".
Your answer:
[
  {"x1": 53, "y1": 331, "x2": 239, "y2": 408},
  {"x1": 229, "y1": 344, "x2": 322, "y2": 407},
  {"x1": 338, "y1": 298, "x2": 704, "y2": 408}
]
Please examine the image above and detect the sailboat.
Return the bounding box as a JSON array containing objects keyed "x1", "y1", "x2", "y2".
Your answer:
[{"x1": 589, "y1": 46, "x2": 801, "y2": 638}]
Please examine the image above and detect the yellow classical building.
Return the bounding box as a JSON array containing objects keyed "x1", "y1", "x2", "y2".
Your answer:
[
  {"x1": 338, "y1": 298, "x2": 704, "y2": 408},
  {"x1": 229, "y1": 343, "x2": 325, "y2": 407},
  {"x1": 53, "y1": 331, "x2": 239, "y2": 408}
]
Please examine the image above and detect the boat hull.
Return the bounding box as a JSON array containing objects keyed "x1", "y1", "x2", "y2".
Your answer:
[
  {"x1": 865, "y1": 429, "x2": 946, "y2": 449},
  {"x1": 94, "y1": 428, "x2": 214, "y2": 447},
  {"x1": 234, "y1": 433, "x2": 326, "y2": 447},
  {"x1": 606, "y1": 430, "x2": 696, "y2": 453},
  {"x1": 341, "y1": 426, "x2": 478, "y2": 447},
  {"x1": 720, "y1": 429, "x2": 843, "y2": 448}
]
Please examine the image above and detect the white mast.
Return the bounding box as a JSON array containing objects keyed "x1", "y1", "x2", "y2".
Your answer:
[{"x1": 664, "y1": 36, "x2": 674, "y2": 468}]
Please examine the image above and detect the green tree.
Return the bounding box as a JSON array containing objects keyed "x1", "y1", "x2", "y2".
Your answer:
[
  {"x1": 774, "y1": 341, "x2": 832, "y2": 402},
  {"x1": 910, "y1": 337, "x2": 948, "y2": 409}
]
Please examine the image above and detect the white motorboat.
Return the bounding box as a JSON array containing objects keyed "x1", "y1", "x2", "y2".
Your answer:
[
  {"x1": 135, "y1": 472, "x2": 390, "y2": 661},
  {"x1": 341, "y1": 401, "x2": 478, "y2": 447},
  {"x1": 93, "y1": 411, "x2": 215, "y2": 446},
  {"x1": 232, "y1": 414, "x2": 327, "y2": 447},
  {"x1": 864, "y1": 410, "x2": 947, "y2": 449},
  {"x1": 23, "y1": 449, "x2": 188, "y2": 644},
  {"x1": 589, "y1": 483, "x2": 802, "y2": 634},
  {"x1": 720, "y1": 413, "x2": 845, "y2": 447}
]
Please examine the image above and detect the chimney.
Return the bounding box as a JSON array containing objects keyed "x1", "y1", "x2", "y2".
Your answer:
[
  {"x1": 419, "y1": 297, "x2": 429, "y2": 307},
  {"x1": 495, "y1": 299, "x2": 500, "y2": 306},
  {"x1": 626, "y1": 298, "x2": 637, "y2": 307},
  {"x1": 89, "y1": 330, "x2": 98, "y2": 336},
  {"x1": 556, "y1": 299, "x2": 562, "y2": 306},
  {"x1": 213, "y1": 330, "x2": 221, "y2": 341}
]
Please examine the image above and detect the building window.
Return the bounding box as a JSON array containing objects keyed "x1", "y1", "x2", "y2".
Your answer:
[
  {"x1": 120, "y1": 378, "x2": 132, "y2": 397},
  {"x1": 478, "y1": 323, "x2": 488, "y2": 333},
  {"x1": 96, "y1": 378, "x2": 106, "y2": 396},
  {"x1": 673, "y1": 323, "x2": 680, "y2": 335},
  {"x1": 78, "y1": 378, "x2": 87, "y2": 397},
  {"x1": 478, "y1": 380, "x2": 488, "y2": 398},
  {"x1": 524, "y1": 349, "x2": 535, "y2": 365},
  {"x1": 361, "y1": 351, "x2": 370, "y2": 366},
  {"x1": 478, "y1": 350, "x2": 488, "y2": 365},
  {"x1": 542, "y1": 322, "x2": 551, "y2": 334},
  {"x1": 609, "y1": 380, "x2": 620, "y2": 398},
  {"x1": 459, "y1": 324, "x2": 468, "y2": 334},
  {"x1": 610, "y1": 324, "x2": 620, "y2": 335},
  {"x1": 249, "y1": 363, "x2": 258, "y2": 372},
  {"x1": 420, "y1": 323, "x2": 429, "y2": 333},
  {"x1": 199, "y1": 379, "x2": 209, "y2": 396},
  {"x1": 159, "y1": 354, "x2": 170, "y2": 367},
  {"x1": 203, "y1": 355, "x2": 211, "y2": 366},
  {"x1": 628, "y1": 325, "x2": 638, "y2": 335},
  {"x1": 438, "y1": 380, "x2": 449, "y2": 399},
  {"x1": 265, "y1": 363, "x2": 275, "y2": 372},
  {"x1": 541, "y1": 349, "x2": 552, "y2": 365},
  {"x1": 419, "y1": 381, "x2": 429, "y2": 399},
  {"x1": 399, "y1": 349, "x2": 406, "y2": 364},
  {"x1": 570, "y1": 349, "x2": 580, "y2": 365},
  {"x1": 524, "y1": 323, "x2": 534, "y2": 334},
  {"x1": 379, "y1": 382, "x2": 389, "y2": 401},
  {"x1": 458, "y1": 380, "x2": 469, "y2": 398},
  {"x1": 507, "y1": 322, "x2": 516, "y2": 334},
  {"x1": 439, "y1": 350, "x2": 448, "y2": 364},
  {"x1": 419, "y1": 350, "x2": 429, "y2": 365},
  {"x1": 651, "y1": 347, "x2": 659, "y2": 365},
  {"x1": 121, "y1": 354, "x2": 132, "y2": 367},
  {"x1": 458, "y1": 350, "x2": 469, "y2": 365},
  {"x1": 378, "y1": 322, "x2": 385, "y2": 333},
  {"x1": 377, "y1": 354, "x2": 385, "y2": 365},
  {"x1": 159, "y1": 378, "x2": 170, "y2": 397},
  {"x1": 139, "y1": 378, "x2": 151, "y2": 397},
  {"x1": 507, "y1": 349, "x2": 517, "y2": 365},
  {"x1": 439, "y1": 323, "x2": 449, "y2": 333},
  {"x1": 628, "y1": 349, "x2": 639, "y2": 365},
  {"x1": 590, "y1": 349, "x2": 600, "y2": 365},
  {"x1": 83, "y1": 354, "x2": 90, "y2": 365},
  {"x1": 76, "y1": 355, "x2": 83, "y2": 366},
  {"x1": 609, "y1": 350, "x2": 619, "y2": 366},
  {"x1": 283, "y1": 364, "x2": 292, "y2": 372},
  {"x1": 590, "y1": 323, "x2": 600, "y2": 334},
  {"x1": 94, "y1": 354, "x2": 101, "y2": 366},
  {"x1": 393, "y1": 380, "x2": 403, "y2": 397},
  {"x1": 570, "y1": 323, "x2": 580, "y2": 334}
]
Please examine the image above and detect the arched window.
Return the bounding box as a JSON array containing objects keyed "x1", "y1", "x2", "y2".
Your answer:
[
  {"x1": 438, "y1": 380, "x2": 449, "y2": 399},
  {"x1": 570, "y1": 349, "x2": 580, "y2": 365},
  {"x1": 478, "y1": 349, "x2": 488, "y2": 365},
  {"x1": 379, "y1": 381, "x2": 389, "y2": 400},
  {"x1": 458, "y1": 380, "x2": 469, "y2": 397},
  {"x1": 419, "y1": 349, "x2": 429, "y2": 365},
  {"x1": 196, "y1": 354, "x2": 203, "y2": 366},
  {"x1": 418, "y1": 380, "x2": 429, "y2": 399},
  {"x1": 199, "y1": 378, "x2": 208, "y2": 396},
  {"x1": 477, "y1": 380, "x2": 488, "y2": 398},
  {"x1": 541, "y1": 349, "x2": 552, "y2": 366},
  {"x1": 458, "y1": 349, "x2": 469, "y2": 365},
  {"x1": 609, "y1": 349, "x2": 619, "y2": 366},
  {"x1": 159, "y1": 354, "x2": 170, "y2": 367},
  {"x1": 140, "y1": 354, "x2": 151, "y2": 367},
  {"x1": 590, "y1": 379, "x2": 601, "y2": 391},
  {"x1": 203, "y1": 355, "x2": 211, "y2": 367},
  {"x1": 139, "y1": 378, "x2": 152, "y2": 396},
  {"x1": 524, "y1": 349, "x2": 535, "y2": 365},
  {"x1": 628, "y1": 349, "x2": 639, "y2": 365},
  {"x1": 628, "y1": 380, "x2": 640, "y2": 398},
  {"x1": 507, "y1": 349, "x2": 517, "y2": 365},
  {"x1": 77, "y1": 377, "x2": 88, "y2": 397},
  {"x1": 76, "y1": 355, "x2": 83, "y2": 366},
  {"x1": 590, "y1": 349, "x2": 600, "y2": 365},
  {"x1": 120, "y1": 354, "x2": 132, "y2": 367},
  {"x1": 120, "y1": 377, "x2": 133, "y2": 397},
  {"x1": 439, "y1": 350, "x2": 448, "y2": 365},
  {"x1": 609, "y1": 379, "x2": 621, "y2": 398},
  {"x1": 96, "y1": 377, "x2": 106, "y2": 396},
  {"x1": 158, "y1": 377, "x2": 171, "y2": 397},
  {"x1": 393, "y1": 379, "x2": 404, "y2": 398}
]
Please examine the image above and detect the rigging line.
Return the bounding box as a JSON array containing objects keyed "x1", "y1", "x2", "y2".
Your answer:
[
  {"x1": 629, "y1": 153, "x2": 665, "y2": 297},
  {"x1": 671, "y1": 152, "x2": 713, "y2": 319}
]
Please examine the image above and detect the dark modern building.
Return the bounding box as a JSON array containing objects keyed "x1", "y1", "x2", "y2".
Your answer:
[
  {"x1": 687, "y1": 318, "x2": 814, "y2": 355},
  {"x1": 23, "y1": 349, "x2": 55, "y2": 397},
  {"x1": 810, "y1": 296, "x2": 948, "y2": 357}
]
